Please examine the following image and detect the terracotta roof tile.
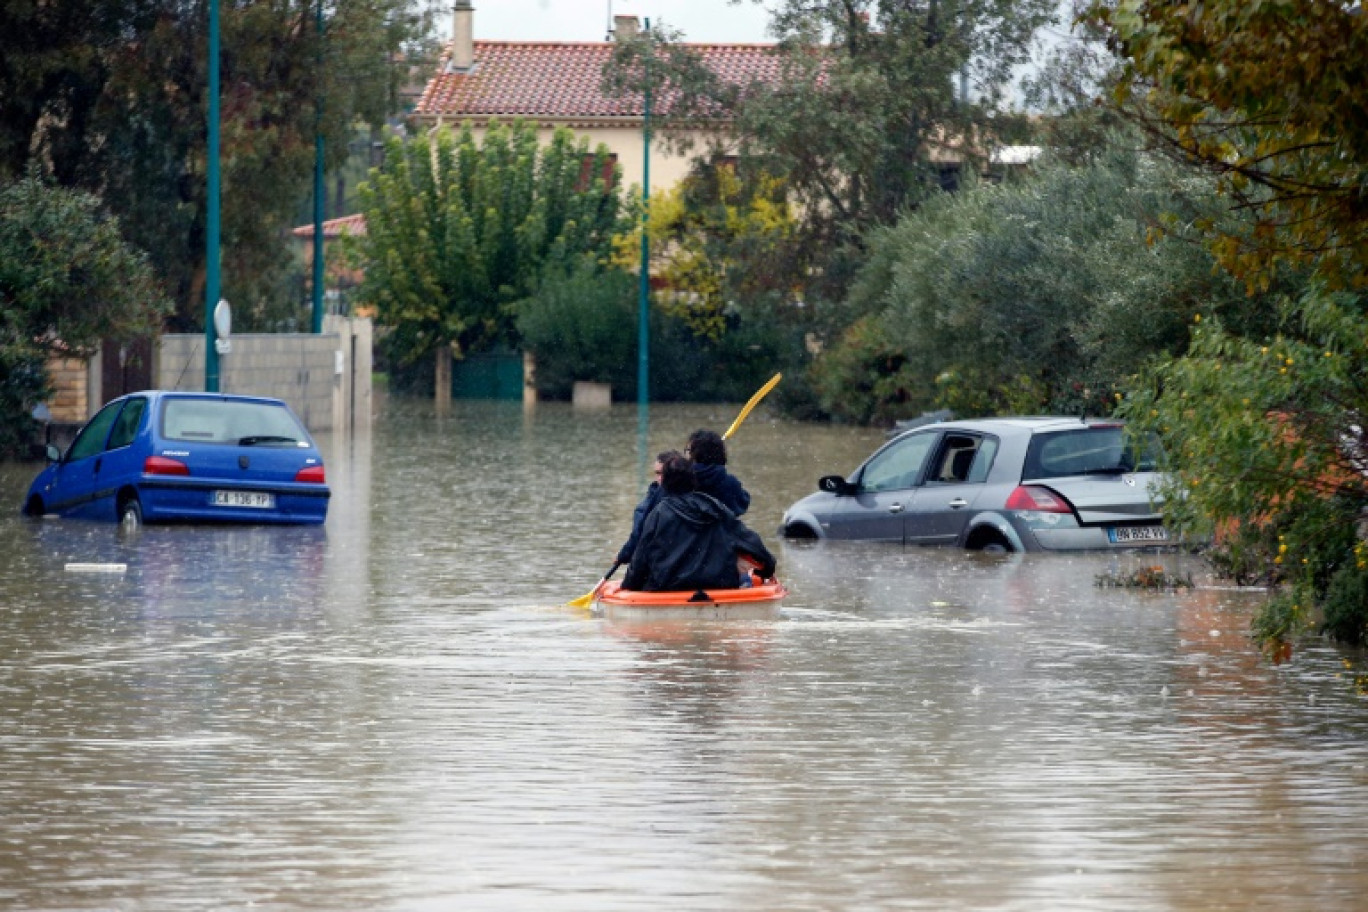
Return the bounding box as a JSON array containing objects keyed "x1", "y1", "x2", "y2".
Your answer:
[
  {"x1": 291, "y1": 213, "x2": 367, "y2": 239},
  {"x1": 414, "y1": 40, "x2": 782, "y2": 122}
]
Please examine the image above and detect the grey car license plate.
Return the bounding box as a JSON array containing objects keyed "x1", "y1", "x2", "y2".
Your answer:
[
  {"x1": 212, "y1": 490, "x2": 275, "y2": 509},
  {"x1": 1109, "y1": 525, "x2": 1168, "y2": 544}
]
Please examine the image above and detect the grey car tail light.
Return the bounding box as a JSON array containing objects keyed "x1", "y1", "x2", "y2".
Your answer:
[{"x1": 1004, "y1": 485, "x2": 1073, "y2": 513}]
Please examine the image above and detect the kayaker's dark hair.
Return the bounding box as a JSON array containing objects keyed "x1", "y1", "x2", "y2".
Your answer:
[
  {"x1": 660, "y1": 454, "x2": 696, "y2": 495},
  {"x1": 686, "y1": 429, "x2": 726, "y2": 466}
]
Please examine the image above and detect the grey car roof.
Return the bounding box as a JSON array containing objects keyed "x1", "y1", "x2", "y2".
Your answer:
[{"x1": 895, "y1": 416, "x2": 1116, "y2": 437}]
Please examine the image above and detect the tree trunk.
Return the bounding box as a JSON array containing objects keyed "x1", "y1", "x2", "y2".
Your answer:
[{"x1": 434, "y1": 345, "x2": 451, "y2": 415}]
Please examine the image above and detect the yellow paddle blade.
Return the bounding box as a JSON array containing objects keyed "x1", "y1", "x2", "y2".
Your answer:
[
  {"x1": 723, "y1": 372, "x2": 782, "y2": 440},
  {"x1": 566, "y1": 563, "x2": 620, "y2": 609},
  {"x1": 565, "y1": 588, "x2": 597, "y2": 609}
]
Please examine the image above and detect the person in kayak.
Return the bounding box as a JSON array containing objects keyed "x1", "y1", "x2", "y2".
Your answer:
[
  {"x1": 622, "y1": 454, "x2": 776, "y2": 593},
  {"x1": 614, "y1": 449, "x2": 681, "y2": 567},
  {"x1": 685, "y1": 428, "x2": 751, "y2": 517}
]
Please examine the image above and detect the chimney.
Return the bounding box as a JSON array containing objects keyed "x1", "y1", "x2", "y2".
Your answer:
[
  {"x1": 613, "y1": 14, "x2": 639, "y2": 39},
  {"x1": 452, "y1": 0, "x2": 475, "y2": 71}
]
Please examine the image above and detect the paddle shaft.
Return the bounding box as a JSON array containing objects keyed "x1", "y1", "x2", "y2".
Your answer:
[
  {"x1": 567, "y1": 561, "x2": 621, "y2": 608},
  {"x1": 588, "y1": 562, "x2": 621, "y2": 600},
  {"x1": 723, "y1": 372, "x2": 781, "y2": 440}
]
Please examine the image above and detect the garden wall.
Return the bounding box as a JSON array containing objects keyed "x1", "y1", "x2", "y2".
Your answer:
[{"x1": 157, "y1": 315, "x2": 372, "y2": 435}]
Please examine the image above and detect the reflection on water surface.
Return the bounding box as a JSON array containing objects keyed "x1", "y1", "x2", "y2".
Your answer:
[{"x1": 0, "y1": 400, "x2": 1365, "y2": 911}]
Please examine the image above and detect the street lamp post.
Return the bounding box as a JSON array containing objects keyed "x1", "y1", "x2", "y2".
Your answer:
[
  {"x1": 205, "y1": 0, "x2": 221, "y2": 392},
  {"x1": 311, "y1": 0, "x2": 325, "y2": 334},
  {"x1": 636, "y1": 18, "x2": 652, "y2": 461}
]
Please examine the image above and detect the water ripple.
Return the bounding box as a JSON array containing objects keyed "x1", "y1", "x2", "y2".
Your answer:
[{"x1": 0, "y1": 403, "x2": 1365, "y2": 910}]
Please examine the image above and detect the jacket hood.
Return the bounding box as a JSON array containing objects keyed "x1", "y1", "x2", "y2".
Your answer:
[
  {"x1": 693, "y1": 463, "x2": 728, "y2": 486},
  {"x1": 661, "y1": 491, "x2": 732, "y2": 529}
]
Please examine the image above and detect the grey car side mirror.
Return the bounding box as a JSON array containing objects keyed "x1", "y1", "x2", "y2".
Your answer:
[{"x1": 819, "y1": 474, "x2": 856, "y2": 495}]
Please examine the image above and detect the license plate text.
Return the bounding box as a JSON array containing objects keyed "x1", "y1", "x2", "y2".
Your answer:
[
  {"x1": 1110, "y1": 525, "x2": 1168, "y2": 543},
  {"x1": 212, "y1": 490, "x2": 275, "y2": 509}
]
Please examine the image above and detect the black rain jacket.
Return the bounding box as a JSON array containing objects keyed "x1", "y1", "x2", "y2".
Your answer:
[
  {"x1": 615, "y1": 481, "x2": 662, "y2": 565},
  {"x1": 693, "y1": 463, "x2": 751, "y2": 516},
  {"x1": 622, "y1": 491, "x2": 776, "y2": 592}
]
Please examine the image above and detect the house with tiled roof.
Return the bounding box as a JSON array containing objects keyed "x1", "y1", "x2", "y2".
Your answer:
[
  {"x1": 292, "y1": 212, "x2": 367, "y2": 241},
  {"x1": 297, "y1": 6, "x2": 781, "y2": 317},
  {"x1": 292, "y1": 214, "x2": 368, "y2": 316},
  {"x1": 412, "y1": 2, "x2": 783, "y2": 192}
]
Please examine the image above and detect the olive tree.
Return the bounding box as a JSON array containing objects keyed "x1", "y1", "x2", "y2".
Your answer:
[
  {"x1": 0, "y1": 173, "x2": 170, "y2": 457},
  {"x1": 812, "y1": 148, "x2": 1268, "y2": 424}
]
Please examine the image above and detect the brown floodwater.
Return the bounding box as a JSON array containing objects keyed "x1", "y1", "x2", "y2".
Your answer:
[{"x1": 1, "y1": 399, "x2": 1366, "y2": 911}]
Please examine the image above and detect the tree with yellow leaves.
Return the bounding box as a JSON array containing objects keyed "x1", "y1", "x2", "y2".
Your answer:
[
  {"x1": 1091, "y1": 0, "x2": 1368, "y2": 291},
  {"x1": 611, "y1": 163, "x2": 797, "y2": 342},
  {"x1": 1093, "y1": 0, "x2": 1368, "y2": 652}
]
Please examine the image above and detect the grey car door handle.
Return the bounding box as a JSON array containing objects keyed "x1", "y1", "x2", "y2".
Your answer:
[
  {"x1": 888, "y1": 503, "x2": 905, "y2": 514},
  {"x1": 948, "y1": 498, "x2": 968, "y2": 509}
]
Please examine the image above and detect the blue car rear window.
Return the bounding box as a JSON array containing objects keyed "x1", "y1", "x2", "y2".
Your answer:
[
  {"x1": 161, "y1": 400, "x2": 307, "y2": 446},
  {"x1": 1023, "y1": 427, "x2": 1159, "y2": 480}
]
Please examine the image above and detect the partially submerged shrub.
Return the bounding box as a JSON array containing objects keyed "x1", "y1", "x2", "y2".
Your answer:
[{"x1": 1095, "y1": 565, "x2": 1193, "y2": 590}]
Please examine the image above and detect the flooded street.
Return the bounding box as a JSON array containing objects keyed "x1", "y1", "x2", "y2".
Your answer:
[{"x1": 2, "y1": 400, "x2": 1367, "y2": 910}]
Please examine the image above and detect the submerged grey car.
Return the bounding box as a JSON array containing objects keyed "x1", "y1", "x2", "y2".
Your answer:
[{"x1": 781, "y1": 417, "x2": 1169, "y2": 552}]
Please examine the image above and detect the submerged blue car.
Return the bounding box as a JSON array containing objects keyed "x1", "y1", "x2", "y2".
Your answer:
[{"x1": 23, "y1": 391, "x2": 330, "y2": 527}]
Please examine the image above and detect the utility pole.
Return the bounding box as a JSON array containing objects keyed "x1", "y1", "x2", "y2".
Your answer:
[
  {"x1": 205, "y1": 0, "x2": 221, "y2": 391},
  {"x1": 311, "y1": 0, "x2": 326, "y2": 334},
  {"x1": 637, "y1": 17, "x2": 651, "y2": 416},
  {"x1": 634, "y1": 18, "x2": 653, "y2": 483}
]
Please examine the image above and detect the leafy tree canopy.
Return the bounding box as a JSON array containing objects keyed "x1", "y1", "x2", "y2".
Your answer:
[
  {"x1": 352, "y1": 120, "x2": 625, "y2": 378},
  {"x1": 1088, "y1": 0, "x2": 1368, "y2": 290},
  {"x1": 1087, "y1": 1, "x2": 1368, "y2": 651},
  {"x1": 611, "y1": 162, "x2": 797, "y2": 340},
  {"x1": 516, "y1": 257, "x2": 639, "y2": 398},
  {"x1": 0, "y1": 0, "x2": 441, "y2": 328},
  {"x1": 0, "y1": 172, "x2": 171, "y2": 457},
  {"x1": 0, "y1": 172, "x2": 171, "y2": 358},
  {"x1": 606, "y1": 0, "x2": 1060, "y2": 302},
  {"x1": 813, "y1": 146, "x2": 1274, "y2": 423}
]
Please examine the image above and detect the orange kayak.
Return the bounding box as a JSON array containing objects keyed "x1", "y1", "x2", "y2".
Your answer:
[{"x1": 595, "y1": 579, "x2": 788, "y2": 621}]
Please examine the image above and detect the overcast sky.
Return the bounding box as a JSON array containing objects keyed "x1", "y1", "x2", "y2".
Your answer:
[
  {"x1": 456, "y1": 0, "x2": 1079, "y2": 108},
  {"x1": 457, "y1": 1, "x2": 1080, "y2": 45},
  {"x1": 455, "y1": 0, "x2": 776, "y2": 43}
]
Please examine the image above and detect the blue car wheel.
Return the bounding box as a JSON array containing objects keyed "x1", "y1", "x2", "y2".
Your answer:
[{"x1": 118, "y1": 494, "x2": 142, "y2": 531}]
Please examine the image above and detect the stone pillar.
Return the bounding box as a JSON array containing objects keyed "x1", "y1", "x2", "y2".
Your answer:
[
  {"x1": 522, "y1": 351, "x2": 537, "y2": 409},
  {"x1": 435, "y1": 346, "x2": 452, "y2": 415},
  {"x1": 573, "y1": 381, "x2": 611, "y2": 408}
]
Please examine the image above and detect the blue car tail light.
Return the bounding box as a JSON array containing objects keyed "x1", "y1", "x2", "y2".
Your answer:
[{"x1": 143, "y1": 455, "x2": 190, "y2": 476}]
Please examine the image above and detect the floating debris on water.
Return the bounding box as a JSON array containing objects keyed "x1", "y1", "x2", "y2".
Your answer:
[
  {"x1": 64, "y1": 563, "x2": 128, "y2": 574},
  {"x1": 1094, "y1": 565, "x2": 1193, "y2": 590}
]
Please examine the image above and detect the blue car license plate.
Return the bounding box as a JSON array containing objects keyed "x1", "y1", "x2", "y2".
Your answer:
[
  {"x1": 212, "y1": 490, "x2": 275, "y2": 509},
  {"x1": 1109, "y1": 525, "x2": 1167, "y2": 544}
]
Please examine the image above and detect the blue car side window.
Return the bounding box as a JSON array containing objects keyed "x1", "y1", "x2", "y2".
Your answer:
[
  {"x1": 65, "y1": 401, "x2": 124, "y2": 462},
  {"x1": 106, "y1": 397, "x2": 147, "y2": 450}
]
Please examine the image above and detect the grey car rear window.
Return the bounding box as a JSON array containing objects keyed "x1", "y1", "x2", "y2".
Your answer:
[
  {"x1": 1023, "y1": 426, "x2": 1158, "y2": 480},
  {"x1": 162, "y1": 400, "x2": 307, "y2": 446}
]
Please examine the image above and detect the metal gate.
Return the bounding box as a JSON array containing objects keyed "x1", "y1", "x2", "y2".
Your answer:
[{"x1": 451, "y1": 351, "x2": 523, "y2": 400}]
